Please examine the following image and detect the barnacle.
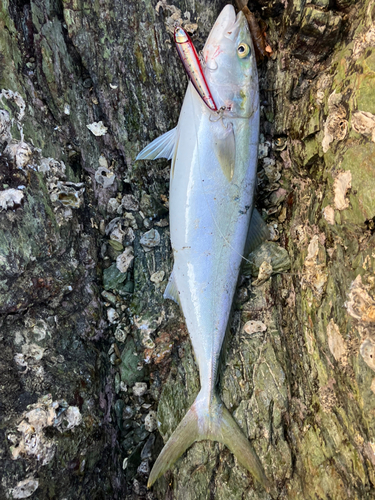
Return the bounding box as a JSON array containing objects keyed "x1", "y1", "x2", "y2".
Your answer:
[
  {"x1": 347, "y1": 275, "x2": 375, "y2": 323},
  {"x1": 333, "y1": 171, "x2": 351, "y2": 211},
  {"x1": 9, "y1": 395, "x2": 82, "y2": 465},
  {"x1": 360, "y1": 339, "x2": 375, "y2": 371},
  {"x1": 352, "y1": 111, "x2": 375, "y2": 142},
  {"x1": 50, "y1": 181, "x2": 85, "y2": 209},
  {"x1": 95, "y1": 166, "x2": 115, "y2": 188},
  {"x1": 116, "y1": 247, "x2": 134, "y2": 273},
  {"x1": 301, "y1": 234, "x2": 328, "y2": 299},
  {"x1": 322, "y1": 91, "x2": 348, "y2": 153},
  {"x1": 0, "y1": 109, "x2": 11, "y2": 141},
  {"x1": 86, "y1": 121, "x2": 108, "y2": 136},
  {"x1": 0, "y1": 188, "x2": 24, "y2": 210},
  {"x1": 327, "y1": 319, "x2": 346, "y2": 362}
]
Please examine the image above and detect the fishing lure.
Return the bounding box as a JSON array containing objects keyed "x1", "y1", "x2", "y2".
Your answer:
[{"x1": 174, "y1": 26, "x2": 218, "y2": 112}]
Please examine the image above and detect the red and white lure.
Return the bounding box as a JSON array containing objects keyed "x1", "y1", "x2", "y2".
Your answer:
[{"x1": 174, "y1": 26, "x2": 218, "y2": 112}]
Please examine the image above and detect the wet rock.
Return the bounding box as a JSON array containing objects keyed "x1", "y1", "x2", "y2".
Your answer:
[
  {"x1": 123, "y1": 405, "x2": 134, "y2": 420},
  {"x1": 1, "y1": 0, "x2": 373, "y2": 497},
  {"x1": 101, "y1": 290, "x2": 117, "y2": 306},
  {"x1": 269, "y1": 187, "x2": 287, "y2": 206},
  {"x1": 140, "y1": 192, "x2": 168, "y2": 218},
  {"x1": 133, "y1": 424, "x2": 149, "y2": 442}
]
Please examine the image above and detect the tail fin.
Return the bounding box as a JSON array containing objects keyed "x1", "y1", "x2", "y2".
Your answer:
[{"x1": 148, "y1": 392, "x2": 273, "y2": 494}]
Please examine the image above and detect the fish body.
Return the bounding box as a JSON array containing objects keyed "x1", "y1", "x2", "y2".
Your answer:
[{"x1": 137, "y1": 5, "x2": 271, "y2": 492}]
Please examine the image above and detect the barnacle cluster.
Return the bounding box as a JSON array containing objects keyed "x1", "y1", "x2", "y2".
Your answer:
[
  {"x1": 39, "y1": 157, "x2": 85, "y2": 224},
  {"x1": 8, "y1": 395, "x2": 82, "y2": 465},
  {"x1": 0, "y1": 89, "x2": 85, "y2": 223}
]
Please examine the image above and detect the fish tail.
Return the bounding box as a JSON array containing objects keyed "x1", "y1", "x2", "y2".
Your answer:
[
  {"x1": 148, "y1": 391, "x2": 274, "y2": 495},
  {"x1": 147, "y1": 402, "x2": 198, "y2": 488}
]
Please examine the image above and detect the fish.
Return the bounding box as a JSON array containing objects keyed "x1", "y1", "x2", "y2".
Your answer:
[
  {"x1": 174, "y1": 26, "x2": 218, "y2": 111},
  {"x1": 136, "y1": 4, "x2": 272, "y2": 493}
]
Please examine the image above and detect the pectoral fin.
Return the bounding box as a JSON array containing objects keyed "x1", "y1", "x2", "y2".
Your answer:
[
  {"x1": 212, "y1": 121, "x2": 235, "y2": 181},
  {"x1": 136, "y1": 127, "x2": 178, "y2": 161}
]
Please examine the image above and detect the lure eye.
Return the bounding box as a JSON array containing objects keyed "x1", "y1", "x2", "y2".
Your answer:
[{"x1": 237, "y1": 43, "x2": 250, "y2": 58}]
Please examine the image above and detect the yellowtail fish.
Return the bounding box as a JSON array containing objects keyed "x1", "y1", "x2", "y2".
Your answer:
[
  {"x1": 174, "y1": 26, "x2": 218, "y2": 112},
  {"x1": 137, "y1": 4, "x2": 272, "y2": 493}
]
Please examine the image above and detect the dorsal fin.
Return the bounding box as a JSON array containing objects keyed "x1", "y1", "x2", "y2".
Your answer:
[{"x1": 136, "y1": 127, "x2": 178, "y2": 161}]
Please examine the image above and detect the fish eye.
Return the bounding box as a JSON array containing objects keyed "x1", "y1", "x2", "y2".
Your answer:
[{"x1": 237, "y1": 43, "x2": 250, "y2": 59}]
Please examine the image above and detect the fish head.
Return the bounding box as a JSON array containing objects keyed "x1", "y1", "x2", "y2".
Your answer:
[{"x1": 203, "y1": 5, "x2": 258, "y2": 119}]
